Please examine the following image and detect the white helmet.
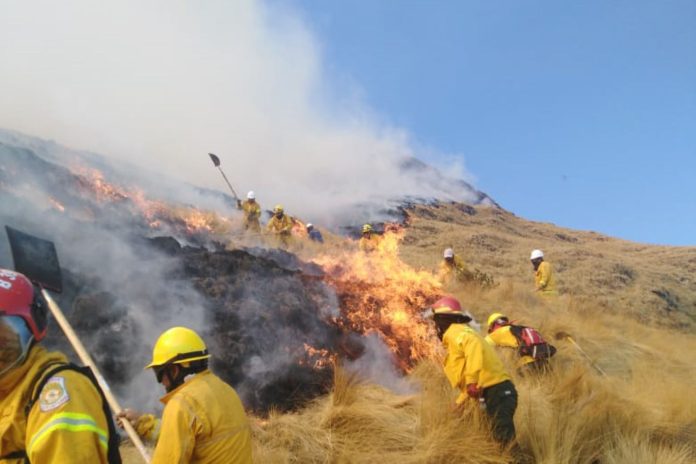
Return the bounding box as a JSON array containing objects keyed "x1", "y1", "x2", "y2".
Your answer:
[
  {"x1": 443, "y1": 248, "x2": 454, "y2": 259},
  {"x1": 306, "y1": 223, "x2": 313, "y2": 229},
  {"x1": 530, "y1": 249, "x2": 544, "y2": 260},
  {"x1": 247, "y1": 191, "x2": 255, "y2": 200}
]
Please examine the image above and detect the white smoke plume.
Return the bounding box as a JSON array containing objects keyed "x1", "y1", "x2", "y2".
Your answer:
[{"x1": 0, "y1": 0, "x2": 484, "y2": 227}]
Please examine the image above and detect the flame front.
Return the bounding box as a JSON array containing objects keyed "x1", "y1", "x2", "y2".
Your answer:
[
  {"x1": 315, "y1": 226, "x2": 443, "y2": 372},
  {"x1": 72, "y1": 166, "x2": 232, "y2": 236}
]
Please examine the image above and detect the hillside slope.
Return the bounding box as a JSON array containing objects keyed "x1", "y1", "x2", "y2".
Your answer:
[
  {"x1": 400, "y1": 202, "x2": 696, "y2": 329},
  {"x1": 121, "y1": 202, "x2": 696, "y2": 463}
]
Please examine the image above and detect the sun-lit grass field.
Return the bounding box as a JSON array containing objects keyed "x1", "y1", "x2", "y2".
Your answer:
[{"x1": 122, "y1": 203, "x2": 696, "y2": 463}]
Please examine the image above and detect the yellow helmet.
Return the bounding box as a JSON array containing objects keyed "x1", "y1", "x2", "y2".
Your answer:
[
  {"x1": 487, "y1": 312, "x2": 508, "y2": 330},
  {"x1": 362, "y1": 224, "x2": 373, "y2": 233},
  {"x1": 274, "y1": 204, "x2": 284, "y2": 213},
  {"x1": 145, "y1": 327, "x2": 210, "y2": 369}
]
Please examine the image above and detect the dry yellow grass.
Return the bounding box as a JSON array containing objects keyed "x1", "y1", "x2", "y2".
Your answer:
[
  {"x1": 401, "y1": 203, "x2": 696, "y2": 329},
  {"x1": 121, "y1": 203, "x2": 696, "y2": 463}
]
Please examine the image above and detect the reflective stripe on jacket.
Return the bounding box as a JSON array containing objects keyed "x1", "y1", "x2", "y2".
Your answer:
[
  {"x1": 150, "y1": 370, "x2": 252, "y2": 464},
  {"x1": 0, "y1": 346, "x2": 110, "y2": 463},
  {"x1": 442, "y1": 324, "x2": 511, "y2": 404}
]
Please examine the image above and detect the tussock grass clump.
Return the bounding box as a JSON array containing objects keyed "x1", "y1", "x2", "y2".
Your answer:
[{"x1": 252, "y1": 365, "x2": 509, "y2": 463}]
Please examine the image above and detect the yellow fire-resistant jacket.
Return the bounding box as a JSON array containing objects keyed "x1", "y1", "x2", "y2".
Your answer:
[
  {"x1": 535, "y1": 261, "x2": 558, "y2": 295},
  {"x1": 485, "y1": 326, "x2": 535, "y2": 367},
  {"x1": 442, "y1": 324, "x2": 512, "y2": 404},
  {"x1": 0, "y1": 346, "x2": 111, "y2": 463},
  {"x1": 266, "y1": 214, "x2": 294, "y2": 248},
  {"x1": 238, "y1": 200, "x2": 261, "y2": 232},
  {"x1": 437, "y1": 256, "x2": 468, "y2": 285},
  {"x1": 358, "y1": 234, "x2": 380, "y2": 253},
  {"x1": 143, "y1": 370, "x2": 252, "y2": 464}
]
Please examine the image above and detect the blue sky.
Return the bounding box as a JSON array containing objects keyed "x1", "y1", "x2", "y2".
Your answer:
[{"x1": 289, "y1": 0, "x2": 696, "y2": 246}]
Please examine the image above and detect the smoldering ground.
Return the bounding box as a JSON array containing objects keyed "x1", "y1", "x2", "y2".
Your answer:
[{"x1": 1, "y1": 142, "x2": 427, "y2": 412}]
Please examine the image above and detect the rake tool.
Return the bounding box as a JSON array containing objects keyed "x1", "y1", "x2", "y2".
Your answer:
[
  {"x1": 5, "y1": 226, "x2": 151, "y2": 463},
  {"x1": 555, "y1": 330, "x2": 607, "y2": 376}
]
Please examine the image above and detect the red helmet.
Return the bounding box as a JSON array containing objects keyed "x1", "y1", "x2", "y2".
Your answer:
[
  {"x1": 0, "y1": 269, "x2": 48, "y2": 341},
  {"x1": 432, "y1": 296, "x2": 462, "y2": 315}
]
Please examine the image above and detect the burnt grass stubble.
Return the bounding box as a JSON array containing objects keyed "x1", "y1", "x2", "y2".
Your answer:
[{"x1": 45, "y1": 236, "x2": 376, "y2": 414}]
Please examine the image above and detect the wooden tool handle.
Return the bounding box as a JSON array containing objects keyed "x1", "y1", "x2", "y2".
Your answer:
[{"x1": 43, "y1": 290, "x2": 152, "y2": 463}]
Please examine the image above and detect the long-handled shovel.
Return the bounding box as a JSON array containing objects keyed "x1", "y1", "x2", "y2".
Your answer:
[
  {"x1": 208, "y1": 153, "x2": 240, "y2": 201},
  {"x1": 555, "y1": 331, "x2": 607, "y2": 376},
  {"x1": 5, "y1": 226, "x2": 151, "y2": 463}
]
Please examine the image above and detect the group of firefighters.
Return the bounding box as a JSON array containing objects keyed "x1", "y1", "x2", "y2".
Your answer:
[
  {"x1": 432, "y1": 246, "x2": 559, "y2": 452},
  {"x1": 236, "y1": 190, "x2": 323, "y2": 249},
  {"x1": 1, "y1": 211, "x2": 560, "y2": 462}
]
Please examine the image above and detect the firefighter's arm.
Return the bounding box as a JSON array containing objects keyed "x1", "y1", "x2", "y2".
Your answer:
[
  {"x1": 486, "y1": 329, "x2": 518, "y2": 348},
  {"x1": 281, "y1": 217, "x2": 294, "y2": 233},
  {"x1": 151, "y1": 397, "x2": 196, "y2": 464},
  {"x1": 118, "y1": 409, "x2": 161, "y2": 443},
  {"x1": 26, "y1": 371, "x2": 110, "y2": 464}
]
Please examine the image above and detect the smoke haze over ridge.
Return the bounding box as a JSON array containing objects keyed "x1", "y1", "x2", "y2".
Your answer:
[{"x1": 0, "y1": 0, "x2": 485, "y2": 226}]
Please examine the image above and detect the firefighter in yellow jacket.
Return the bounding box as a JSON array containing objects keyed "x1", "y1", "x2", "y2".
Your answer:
[
  {"x1": 358, "y1": 224, "x2": 380, "y2": 253},
  {"x1": 0, "y1": 269, "x2": 120, "y2": 463},
  {"x1": 431, "y1": 296, "x2": 518, "y2": 446},
  {"x1": 236, "y1": 191, "x2": 261, "y2": 233},
  {"x1": 437, "y1": 248, "x2": 469, "y2": 286},
  {"x1": 485, "y1": 312, "x2": 536, "y2": 369},
  {"x1": 118, "y1": 327, "x2": 252, "y2": 464},
  {"x1": 266, "y1": 205, "x2": 295, "y2": 249},
  {"x1": 530, "y1": 249, "x2": 557, "y2": 295},
  {"x1": 485, "y1": 312, "x2": 556, "y2": 374}
]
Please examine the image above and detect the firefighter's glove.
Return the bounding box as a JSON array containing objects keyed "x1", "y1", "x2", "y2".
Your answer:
[{"x1": 466, "y1": 383, "x2": 482, "y2": 399}]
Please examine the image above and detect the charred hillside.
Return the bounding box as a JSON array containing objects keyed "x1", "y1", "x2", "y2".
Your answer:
[
  {"x1": 45, "y1": 238, "x2": 345, "y2": 412},
  {"x1": 1, "y1": 132, "x2": 450, "y2": 413}
]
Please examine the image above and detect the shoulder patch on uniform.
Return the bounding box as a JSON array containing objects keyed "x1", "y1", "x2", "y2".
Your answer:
[{"x1": 39, "y1": 376, "x2": 70, "y2": 412}]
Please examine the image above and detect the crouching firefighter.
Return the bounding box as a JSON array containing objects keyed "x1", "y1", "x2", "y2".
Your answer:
[
  {"x1": 485, "y1": 312, "x2": 556, "y2": 374},
  {"x1": 0, "y1": 268, "x2": 121, "y2": 463},
  {"x1": 118, "y1": 327, "x2": 252, "y2": 464},
  {"x1": 431, "y1": 296, "x2": 518, "y2": 447}
]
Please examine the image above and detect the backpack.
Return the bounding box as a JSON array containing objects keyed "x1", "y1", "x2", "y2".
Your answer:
[
  {"x1": 509, "y1": 325, "x2": 557, "y2": 360},
  {"x1": 0, "y1": 363, "x2": 122, "y2": 463}
]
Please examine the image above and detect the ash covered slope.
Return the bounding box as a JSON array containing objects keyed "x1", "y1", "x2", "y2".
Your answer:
[
  {"x1": 0, "y1": 129, "x2": 449, "y2": 412},
  {"x1": 0, "y1": 128, "x2": 497, "y2": 225},
  {"x1": 1, "y1": 133, "x2": 341, "y2": 411}
]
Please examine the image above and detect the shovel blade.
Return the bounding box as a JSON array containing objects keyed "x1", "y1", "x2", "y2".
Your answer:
[
  {"x1": 208, "y1": 152, "x2": 221, "y2": 167},
  {"x1": 5, "y1": 226, "x2": 63, "y2": 293}
]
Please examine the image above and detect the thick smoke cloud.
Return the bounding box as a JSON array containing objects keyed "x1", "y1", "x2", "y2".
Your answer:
[{"x1": 0, "y1": 0, "x2": 478, "y2": 227}]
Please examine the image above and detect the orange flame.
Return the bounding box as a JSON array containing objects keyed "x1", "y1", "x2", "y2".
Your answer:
[
  {"x1": 302, "y1": 343, "x2": 336, "y2": 369},
  {"x1": 314, "y1": 226, "x2": 443, "y2": 372},
  {"x1": 72, "y1": 166, "x2": 232, "y2": 236},
  {"x1": 48, "y1": 197, "x2": 66, "y2": 213}
]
